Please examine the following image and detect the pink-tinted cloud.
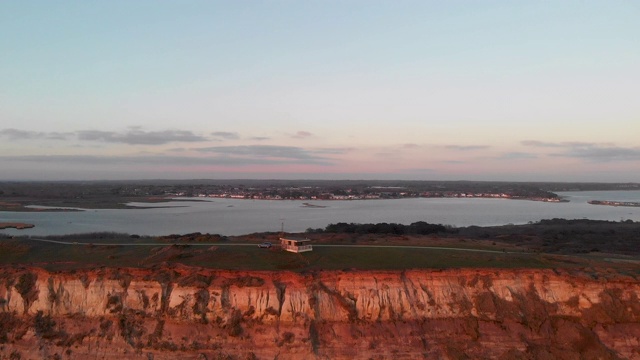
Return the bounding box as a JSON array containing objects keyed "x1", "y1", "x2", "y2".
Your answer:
[
  {"x1": 291, "y1": 131, "x2": 313, "y2": 139},
  {"x1": 443, "y1": 145, "x2": 490, "y2": 151}
]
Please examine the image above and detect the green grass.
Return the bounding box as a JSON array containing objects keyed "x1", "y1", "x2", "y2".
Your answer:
[
  {"x1": 1, "y1": 238, "x2": 559, "y2": 271},
  {"x1": 4, "y1": 230, "x2": 634, "y2": 272},
  {"x1": 302, "y1": 247, "x2": 552, "y2": 270}
]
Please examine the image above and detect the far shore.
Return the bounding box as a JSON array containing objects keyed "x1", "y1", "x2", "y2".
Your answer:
[
  {"x1": 588, "y1": 200, "x2": 640, "y2": 207},
  {"x1": 1, "y1": 194, "x2": 564, "y2": 213}
]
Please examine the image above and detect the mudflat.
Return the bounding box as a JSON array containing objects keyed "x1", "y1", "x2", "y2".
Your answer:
[{"x1": 0, "y1": 222, "x2": 34, "y2": 230}]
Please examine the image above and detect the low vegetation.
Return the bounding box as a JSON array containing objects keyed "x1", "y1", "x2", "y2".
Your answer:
[
  {"x1": 453, "y1": 218, "x2": 640, "y2": 256},
  {"x1": 0, "y1": 219, "x2": 638, "y2": 272},
  {"x1": 309, "y1": 221, "x2": 447, "y2": 235}
]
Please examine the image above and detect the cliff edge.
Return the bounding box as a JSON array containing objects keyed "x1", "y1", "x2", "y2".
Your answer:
[{"x1": 1, "y1": 266, "x2": 639, "y2": 359}]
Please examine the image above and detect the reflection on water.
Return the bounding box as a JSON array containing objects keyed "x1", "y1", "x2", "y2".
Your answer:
[{"x1": 1, "y1": 191, "x2": 639, "y2": 237}]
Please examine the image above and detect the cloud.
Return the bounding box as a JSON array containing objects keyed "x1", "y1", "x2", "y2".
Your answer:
[
  {"x1": 403, "y1": 143, "x2": 419, "y2": 149},
  {"x1": 46, "y1": 132, "x2": 72, "y2": 140},
  {"x1": 521, "y1": 140, "x2": 598, "y2": 148},
  {"x1": 291, "y1": 131, "x2": 313, "y2": 139},
  {"x1": 250, "y1": 136, "x2": 270, "y2": 141},
  {"x1": 313, "y1": 147, "x2": 353, "y2": 155},
  {"x1": 0, "y1": 153, "x2": 327, "y2": 167},
  {"x1": 0, "y1": 129, "x2": 72, "y2": 140},
  {"x1": 520, "y1": 140, "x2": 560, "y2": 147},
  {"x1": 554, "y1": 145, "x2": 640, "y2": 162},
  {"x1": 76, "y1": 130, "x2": 207, "y2": 145},
  {"x1": 211, "y1": 131, "x2": 239, "y2": 140},
  {"x1": 522, "y1": 140, "x2": 640, "y2": 162},
  {"x1": 443, "y1": 145, "x2": 490, "y2": 151},
  {"x1": 194, "y1": 145, "x2": 343, "y2": 165},
  {"x1": 499, "y1": 152, "x2": 538, "y2": 159},
  {"x1": 0, "y1": 129, "x2": 43, "y2": 139},
  {"x1": 1, "y1": 128, "x2": 207, "y2": 145}
]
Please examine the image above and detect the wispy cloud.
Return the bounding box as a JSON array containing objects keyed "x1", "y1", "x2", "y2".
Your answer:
[
  {"x1": 499, "y1": 152, "x2": 538, "y2": 159},
  {"x1": 0, "y1": 153, "x2": 329, "y2": 167},
  {"x1": 0, "y1": 128, "x2": 72, "y2": 140},
  {"x1": 193, "y1": 145, "x2": 344, "y2": 165},
  {"x1": 77, "y1": 130, "x2": 207, "y2": 145},
  {"x1": 403, "y1": 143, "x2": 419, "y2": 149},
  {"x1": 522, "y1": 140, "x2": 640, "y2": 162},
  {"x1": 46, "y1": 132, "x2": 72, "y2": 140},
  {"x1": 554, "y1": 145, "x2": 640, "y2": 162},
  {"x1": 443, "y1": 145, "x2": 490, "y2": 151},
  {"x1": 250, "y1": 136, "x2": 270, "y2": 141},
  {"x1": 0, "y1": 128, "x2": 208, "y2": 145},
  {"x1": 521, "y1": 140, "x2": 603, "y2": 148},
  {"x1": 314, "y1": 147, "x2": 353, "y2": 155},
  {"x1": 0, "y1": 129, "x2": 43, "y2": 139},
  {"x1": 211, "y1": 131, "x2": 239, "y2": 140},
  {"x1": 521, "y1": 140, "x2": 562, "y2": 148},
  {"x1": 291, "y1": 131, "x2": 313, "y2": 139}
]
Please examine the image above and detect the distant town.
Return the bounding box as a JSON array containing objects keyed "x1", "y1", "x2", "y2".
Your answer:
[
  {"x1": 171, "y1": 187, "x2": 564, "y2": 202},
  {"x1": 130, "y1": 180, "x2": 573, "y2": 202}
]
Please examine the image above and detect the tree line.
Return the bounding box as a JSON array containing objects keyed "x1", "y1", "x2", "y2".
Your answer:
[{"x1": 307, "y1": 221, "x2": 448, "y2": 235}]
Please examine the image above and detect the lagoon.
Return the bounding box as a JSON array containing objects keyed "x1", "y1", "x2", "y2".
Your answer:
[{"x1": 1, "y1": 191, "x2": 639, "y2": 237}]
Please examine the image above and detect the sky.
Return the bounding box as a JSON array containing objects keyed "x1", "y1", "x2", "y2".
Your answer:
[{"x1": 1, "y1": 1, "x2": 639, "y2": 182}]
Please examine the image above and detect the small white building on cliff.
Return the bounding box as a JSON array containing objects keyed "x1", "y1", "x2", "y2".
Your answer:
[{"x1": 280, "y1": 237, "x2": 313, "y2": 253}]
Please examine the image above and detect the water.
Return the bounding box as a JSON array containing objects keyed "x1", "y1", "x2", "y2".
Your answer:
[{"x1": 1, "y1": 191, "x2": 639, "y2": 236}]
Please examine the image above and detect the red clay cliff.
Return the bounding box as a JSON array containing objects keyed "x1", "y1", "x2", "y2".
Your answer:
[{"x1": 0, "y1": 266, "x2": 639, "y2": 359}]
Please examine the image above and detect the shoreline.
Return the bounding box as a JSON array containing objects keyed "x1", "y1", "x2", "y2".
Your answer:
[
  {"x1": 194, "y1": 194, "x2": 563, "y2": 203},
  {"x1": 589, "y1": 200, "x2": 640, "y2": 207},
  {"x1": 0, "y1": 195, "x2": 565, "y2": 213}
]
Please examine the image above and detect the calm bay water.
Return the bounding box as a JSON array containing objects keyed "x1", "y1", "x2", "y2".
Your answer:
[{"x1": 1, "y1": 191, "x2": 639, "y2": 236}]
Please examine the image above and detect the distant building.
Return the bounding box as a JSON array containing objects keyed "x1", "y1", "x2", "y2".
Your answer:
[{"x1": 280, "y1": 237, "x2": 313, "y2": 253}]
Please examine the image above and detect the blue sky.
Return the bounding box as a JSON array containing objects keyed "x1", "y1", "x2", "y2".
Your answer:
[{"x1": 1, "y1": 1, "x2": 639, "y2": 181}]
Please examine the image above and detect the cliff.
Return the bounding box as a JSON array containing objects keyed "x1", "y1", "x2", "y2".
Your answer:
[{"x1": 0, "y1": 266, "x2": 639, "y2": 359}]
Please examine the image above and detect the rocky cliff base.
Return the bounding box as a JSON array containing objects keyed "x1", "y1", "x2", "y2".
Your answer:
[{"x1": 1, "y1": 266, "x2": 639, "y2": 359}]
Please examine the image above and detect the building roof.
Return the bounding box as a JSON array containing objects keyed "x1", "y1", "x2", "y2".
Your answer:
[{"x1": 280, "y1": 237, "x2": 311, "y2": 243}]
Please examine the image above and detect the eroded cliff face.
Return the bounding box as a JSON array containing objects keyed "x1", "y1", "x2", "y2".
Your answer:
[{"x1": 0, "y1": 266, "x2": 639, "y2": 359}]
